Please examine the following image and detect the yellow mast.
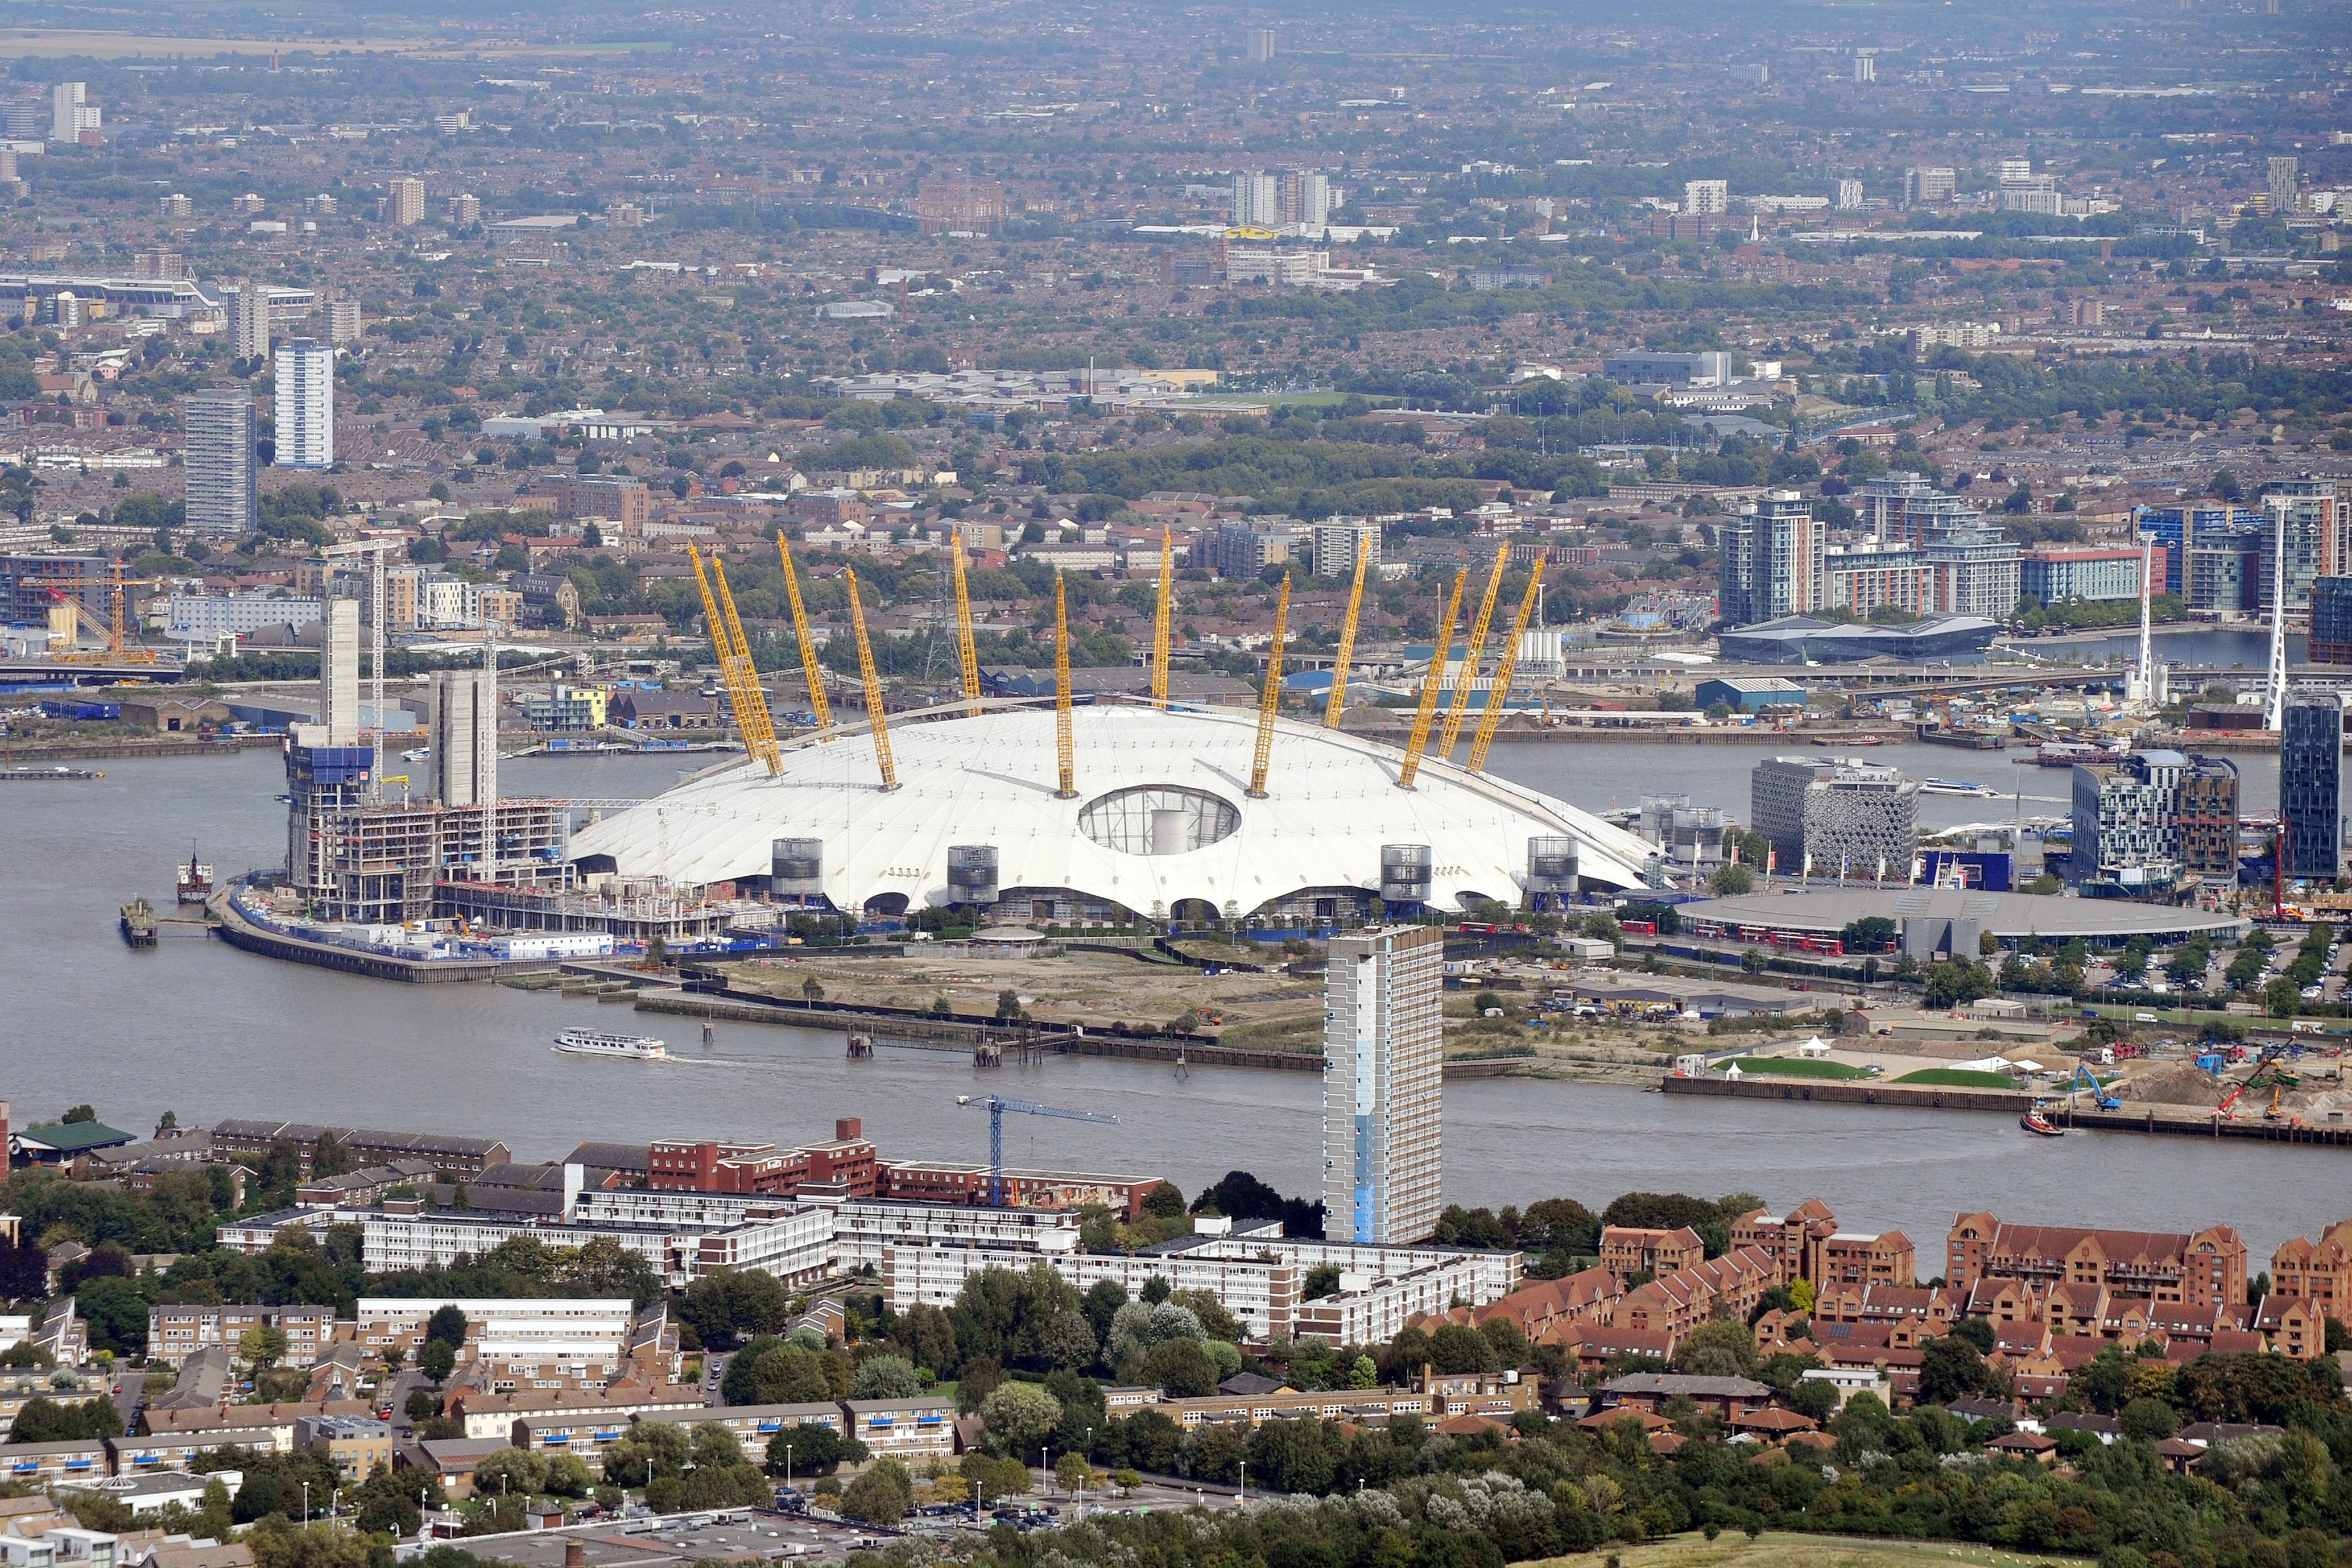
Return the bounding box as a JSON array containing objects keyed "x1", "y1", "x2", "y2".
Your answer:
[
  {"x1": 1397, "y1": 570, "x2": 1466, "y2": 791},
  {"x1": 1466, "y1": 566, "x2": 1544, "y2": 775},
  {"x1": 1053, "y1": 573, "x2": 1077, "y2": 799},
  {"x1": 1246, "y1": 574, "x2": 1291, "y2": 799},
  {"x1": 1150, "y1": 527, "x2": 1174, "y2": 706},
  {"x1": 1436, "y1": 545, "x2": 1509, "y2": 762},
  {"x1": 843, "y1": 567, "x2": 898, "y2": 791},
  {"x1": 687, "y1": 546, "x2": 780, "y2": 775},
  {"x1": 1323, "y1": 548, "x2": 1369, "y2": 729},
  {"x1": 775, "y1": 536, "x2": 833, "y2": 739},
  {"x1": 951, "y1": 533, "x2": 981, "y2": 708}
]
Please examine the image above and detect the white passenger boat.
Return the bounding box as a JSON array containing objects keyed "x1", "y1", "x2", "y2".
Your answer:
[{"x1": 553, "y1": 1027, "x2": 667, "y2": 1060}]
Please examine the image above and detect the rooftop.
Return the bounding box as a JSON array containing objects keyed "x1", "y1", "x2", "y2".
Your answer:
[{"x1": 1681, "y1": 887, "x2": 2248, "y2": 944}]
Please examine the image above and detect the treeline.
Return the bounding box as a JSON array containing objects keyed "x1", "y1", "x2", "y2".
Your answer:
[{"x1": 932, "y1": 1351, "x2": 2352, "y2": 1568}]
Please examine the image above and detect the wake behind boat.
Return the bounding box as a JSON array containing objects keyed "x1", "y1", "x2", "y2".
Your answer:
[{"x1": 554, "y1": 1027, "x2": 667, "y2": 1061}]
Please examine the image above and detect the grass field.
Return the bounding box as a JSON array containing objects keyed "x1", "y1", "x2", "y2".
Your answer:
[
  {"x1": 1525, "y1": 1530, "x2": 2086, "y2": 1568},
  {"x1": 1738, "y1": 1057, "x2": 1871, "y2": 1081},
  {"x1": 1895, "y1": 1068, "x2": 2019, "y2": 1089}
]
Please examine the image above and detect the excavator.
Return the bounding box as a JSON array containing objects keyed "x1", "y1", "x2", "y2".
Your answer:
[{"x1": 2070, "y1": 1063, "x2": 2122, "y2": 1111}]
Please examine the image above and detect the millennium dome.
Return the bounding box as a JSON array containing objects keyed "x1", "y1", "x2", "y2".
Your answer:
[{"x1": 567, "y1": 698, "x2": 1655, "y2": 922}]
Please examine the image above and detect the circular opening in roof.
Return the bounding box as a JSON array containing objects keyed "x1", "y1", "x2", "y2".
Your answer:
[{"x1": 1077, "y1": 785, "x2": 1240, "y2": 856}]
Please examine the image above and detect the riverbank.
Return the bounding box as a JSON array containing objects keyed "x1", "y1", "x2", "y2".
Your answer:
[
  {"x1": 1661, "y1": 1073, "x2": 2352, "y2": 1148},
  {"x1": 2, "y1": 734, "x2": 282, "y2": 761}
]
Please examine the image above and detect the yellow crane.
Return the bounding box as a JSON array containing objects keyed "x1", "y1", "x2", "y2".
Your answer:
[
  {"x1": 687, "y1": 546, "x2": 780, "y2": 776},
  {"x1": 1053, "y1": 573, "x2": 1077, "y2": 799},
  {"x1": 1466, "y1": 565, "x2": 1544, "y2": 775},
  {"x1": 843, "y1": 566, "x2": 898, "y2": 792},
  {"x1": 1150, "y1": 527, "x2": 1174, "y2": 706},
  {"x1": 950, "y1": 533, "x2": 982, "y2": 709},
  {"x1": 1397, "y1": 569, "x2": 1466, "y2": 791},
  {"x1": 42, "y1": 563, "x2": 162, "y2": 664},
  {"x1": 1247, "y1": 574, "x2": 1291, "y2": 800},
  {"x1": 775, "y1": 536, "x2": 834, "y2": 739},
  {"x1": 1436, "y1": 545, "x2": 1508, "y2": 763},
  {"x1": 1323, "y1": 549, "x2": 1369, "y2": 729}
]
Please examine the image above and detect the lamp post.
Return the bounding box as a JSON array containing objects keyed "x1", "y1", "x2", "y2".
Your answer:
[
  {"x1": 302, "y1": 1482, "x2": 310, "y2": 1526},
  {"x1": 1041, "y1": 1446, "x2": 1049, "y2": 1497},
  {"x1": 1237, "y1": 1462, "x2": 1245, "y2": 1506},
  {"x1": 783, "y1": 1445, "x2": 792, "y2": 1493}
]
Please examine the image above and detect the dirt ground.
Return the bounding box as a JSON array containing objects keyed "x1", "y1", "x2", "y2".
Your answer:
[
  {"x1": 1526, "y1": 1531, "x2": 2080, "y2": 1568},
  {"x1": 720, "y1": 948, "x2": 1327, "y2": 1044}
]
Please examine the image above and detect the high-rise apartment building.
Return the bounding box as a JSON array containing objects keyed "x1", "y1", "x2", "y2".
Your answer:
[
  {"x1": 431, "y1": 667, "x2": 501, "y2": 808},
  {"x1": 1233, "y1": 172, "x2": 1282, "y2": 227},
  {"x1": 2070, "y1": 750, "x2": 2186, "y2": 890},
  {"x1": 1683, "y1": 179, "x2": 1729, "y2": 216},
  {"x1": 1309, "y1": 518, "x2": 1380, "y2": 579},
  {"x1": 325, "y1": 299, "x2": 363, "y2": 346},
  {"x1": 1835, "y1": 179, "x2": 1865, "y2": 210},
  {"x1": 273, "y1": 340, "x2": 334, "y2": 469},
  {"x1": 228, "y1": 280, "x2": 271, "y2": 360},
  {"x1": 159, "y1": 193, "x2": 192, "y2": 218},
  {"x1": 1852, "y1": 53, "x2": 1875, "y2": 83},
  {"x1": 2178, "y1": 756, "x2": 2241, "y2": 886},
  {"x1": 1282, "y1": 171, "x2": 1333, "y2": 227},
  {"x1": 2268, "y1": 156, "x2": 2300, "y2": 215},
  {"x1": 2281, "y1": 686, "x2": 2344, "y2": 882},
  {"x1": 387, "y1": 177, "x2": 427, "y2": 226},
  {"x1": 1246, "y1": 26, "x2": 1276, "y2": 61},
  {"x1": 49, "y1": 82, "x2": 99, "y2": 144},
  {"x1": 448, "y1": 193, "x2": 481, "y2": 225},
  {"x1": 1751, "y1": 755, "x2": 1919, "y2": 879},
  {"x1": 1322, "y1": 924, "x2": 1442, "y2": 1246},
  {"x1": 1903, "y1": 167, "x2": 1957, "y2": 206},
  {"x1": 1718, "y1": 491, "x2": 1823, "y2": 628},
  {"x1": 183, "y1": 389, "x2": 257, "y2": 537},
  {"x1": 2311, "y1": 578, "x2": 2352, "y2": 665},
  {"x1": 915, "y1": 177, "x2": 1008, "y2": 234},
  {"x1": 2256, "y1": 476, "x2": 2343, "y2": 620}
]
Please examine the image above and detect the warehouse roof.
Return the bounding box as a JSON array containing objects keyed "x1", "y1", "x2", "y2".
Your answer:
[{"x1": 1681, "y1": 888, "x2": 2247, "y2": 944}]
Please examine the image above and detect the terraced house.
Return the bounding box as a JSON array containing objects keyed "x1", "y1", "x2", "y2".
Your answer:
[{"x1": 1946, "y1": 1213, "x2": 2248, "y2": 1308}]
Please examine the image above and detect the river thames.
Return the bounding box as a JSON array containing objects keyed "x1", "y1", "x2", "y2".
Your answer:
[{"x1": 5, "y1": 733, "x2": 2336, "y2": 1263}]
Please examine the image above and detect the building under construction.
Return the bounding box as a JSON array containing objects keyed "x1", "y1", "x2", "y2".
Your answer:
[{"x1": 284, "y1": 602, "x2": 571, "y2": 924}]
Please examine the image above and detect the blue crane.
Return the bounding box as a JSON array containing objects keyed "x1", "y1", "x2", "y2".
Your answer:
[
  {"x1": 957, "y1": 1094, "x2": 1119, "y2": 1207},
  {"x1": 2070, "y1": 1063, "x2": 2122, "y2": 1112}
]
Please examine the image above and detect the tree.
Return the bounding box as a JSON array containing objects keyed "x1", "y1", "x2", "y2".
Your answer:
[
  {"x1": 849, "y1": 1354, "x2": 926, "y2": 1400},
  {"x1": 425, "y1": 1304, "x2": 470, "y2": 1346},
  {"x1": 723, "y1": 1338, "x2": 832, "y2": 1405},
  {"x1": 420, "y1": 1338, "x2": 457, "y2": 1383},
  {"x1": 838, "y1": 1459, "x2": 912, "y2": 1526},
  {"x1": 1917, "y1": 1334, "x2": 1990, "y2": 1405},
  {"x1": 60, "y1": 1104, "x2": 96, "y2": 1124},
  {"x1": 1140, "y1": 1182, "x2": 1185, "y2": 1219},
  {"x1": 1054, "y1": 1452, "x2": 1094, "y2": 1493},
  {"x1": 2119, "y1": 1396, "x2": 2180, "y2": 1441},
  {"x1": 1673, "y1": 1318, "x2": 1758, "y2": 1379},
  {"x1": 1922, "y1": 958, "x2": 1995, "y2": 1010},
  {"x1": 238, "y1": 1324, "x2": 291, "y2": 1368},
  {"x1": 765, "y1": 1423, "x2": 865, "y2": 1477},
  {"x1": 1839, "y1": 916, "x2": 1899, "y2": 953},
  {"x1": 2264, "y1": 976, "x2": 2301, "y2": 1019},
  {"x1": 309, "y1": 1133, "x2": 356, "y2": 1180},
  {"x1": 803, "y1": 976, "x2": 824, "y2": 1003},
  {"x1": 978, "y1": 1381, "x2": 1062, "y2": 1458},
  {"x1": 1710, "y1": 862, "x2": 1755, "y2": 896}
]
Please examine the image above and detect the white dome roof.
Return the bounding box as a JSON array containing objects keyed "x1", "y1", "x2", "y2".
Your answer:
[{"x1": 567, "y1": 700, "x2": 1657, "y2": 917}]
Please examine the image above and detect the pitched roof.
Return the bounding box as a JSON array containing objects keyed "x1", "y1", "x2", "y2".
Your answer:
[{"x1": 16, "y1": 1121, "x2": 137, "y2": 1154}]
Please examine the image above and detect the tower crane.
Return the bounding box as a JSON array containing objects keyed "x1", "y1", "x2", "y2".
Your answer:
[
  {"x1": 1397, "y1": 569, "x2": 1466, "y2": 791},
  {"x1": 1053, "y1": 573, "x2": 1077, "y2": 799},
  {"x1": 687, "y1": 545, "x2": 780, "y2": 776},
  {"x1": 42, "y1": 562, "x2": 163, "y2": 664},
  {"x1": 775, "y1": 536, "x2": 834, "y2": 739},
  {"x1": 950, "y1": 533, "x2": 981, "y2": 710},
  {"x1": 956, "y1": 1094, "x2": 1119, "y2": 1207},
  {"x1": 1323, "y1": 549, "x2": 1368, "y2": 729},
  {"x1": 1247, "y1": 574, "x2": 1291, "y2": 799},
  {"x1": 844, "y1": 566, "x2": 898, "y2": 791},
  {"x1": 1436, "y1": 546, "x2": 1508, "y2": 763},
  {"x1": 1150, "y1": 527, "x2": 1174, "y2": 706},
  {"x1": 1465, "y1": 565, "x2": 1543, "y2": 775}
]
